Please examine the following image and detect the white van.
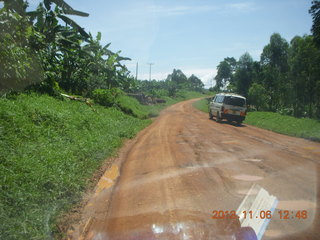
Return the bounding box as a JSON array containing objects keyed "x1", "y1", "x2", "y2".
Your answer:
[{"x1": 209, "y1": 93, "x2": 247, "y2": 124}]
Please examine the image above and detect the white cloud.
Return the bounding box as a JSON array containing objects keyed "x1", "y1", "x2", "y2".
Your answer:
[
  {"x1": 226, "y1": 2, "x2": 257, "y2": 12},
  {"x1": 144, "y1": 1, "x2": 257, "y2": 17},
  {"x1": 117, "y1": 2, "x2": 256, "y2": 19},
  {"x1": 147, "y1": 4, "x2": 218, "y2": 16},
  {"x1": 148, "y1": 5, "x2": 191, "y2": 16}
]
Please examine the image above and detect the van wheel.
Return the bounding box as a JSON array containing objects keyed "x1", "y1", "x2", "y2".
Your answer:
[
  {"x1": 209, "y1": 110, "x2": 213, "y2": 119},
  {"x1": 237, "y1": 120, "x2": 243, "y2": 125},
  {"x1": 216, "y1": 112, "x2": 221, "y2": 123}
]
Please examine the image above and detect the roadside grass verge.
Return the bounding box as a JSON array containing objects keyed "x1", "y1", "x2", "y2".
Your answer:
[
  {"x1": 192, "y1": 98, "x2": 320, "y2": 141},
  {"x1": 0, "y1": 94, "x2": 151, "y2": 240},
  {"x1": 192, "y1": 98, "x2": 209, "y2": 113},
  {"x1": 175, "y1": 90, "x2": 208, "y2": 101},
  {"x1": 244, "y1": 112, "x2": 320, "y2": 141},
  {"x1": 117, "y1": 95, "x2": 151, "y2": 119}
]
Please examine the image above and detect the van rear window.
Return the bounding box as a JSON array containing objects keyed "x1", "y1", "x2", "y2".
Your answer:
[{"x1": 224, "y1": 96, "x2": 245, "y2": 107}]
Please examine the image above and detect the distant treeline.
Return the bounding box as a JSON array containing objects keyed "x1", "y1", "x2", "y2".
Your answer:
[
  {"x1": 132, "y1": 69, "x2": 205, "y2": 98},
  {"x1": 213, "y1": 1, "x2": 320, "y2": 119}
]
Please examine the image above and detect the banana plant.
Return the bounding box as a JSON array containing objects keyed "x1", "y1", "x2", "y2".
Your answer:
[
  {"x1": 0, "y1": 0, "x2": 27, "y2": 16},
  {"x1": 1, "y1": 0, "x2": 134, "y2": 95},
  {"x1": 27, "y1": 0, "x2": 89, "y2": 39},
  {"x1": 81, "y1": 32, "x2": 132, "y2": 90}
]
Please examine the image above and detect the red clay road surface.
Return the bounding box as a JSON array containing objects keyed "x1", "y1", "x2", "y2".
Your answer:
[{"x1": 70, "y1": 99, "x2": 320, "y2": 240}]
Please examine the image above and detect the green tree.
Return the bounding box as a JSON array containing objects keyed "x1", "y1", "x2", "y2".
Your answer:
[
  {"x1": 0, "y1": 7, "x2": 43, "y2": 92},
  {"x1": 1, "y1": 0, "x2": 133, "y2": 96},
  {"x1": 166, "y1": 69, "x2": 188, "y2": 87},
  {"x1": 309, "y1": 0, "x2": 320, "y2": 48},
  {"x1": 214, "y1": 57, "x2": 236, "y2": 90},
  {"x1": 289, "y1": 35, "x2": 320, "y2": 118},
  {"x1": 0, "y1": 0, "x2": 27, "y2": 15},
  {"x1": 0, "y1": 0, "x2": 92, "y2": 94},
  {"x1": 260, "y1": 33, "x2": 289, "y2": 110},
  {"x1": 79, "y1": 32, "x2": 131, "y2": 94},
  {"x1": 234, "y1": 52, "x2": 253, "y2": 97},
  {"x1": 166, "y1": 80, "x2": 178, "y2": 97},
  {"x1": 248, "y1": 83, "x2": 268, "y2": 111},
  {"x1": 26, "y1": 1, "x2": 90, "y2": 94},
  {"x1": 187, "y1": 74, "x2": 204, "y2": 92}
]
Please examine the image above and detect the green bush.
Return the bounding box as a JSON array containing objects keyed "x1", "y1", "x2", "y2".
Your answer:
[
  {"x1": 92, "y1": 88, "x2": 123, "y2": 107},
  {"x1": 248, "y1": 83, "x2": 268, "y2": 111}
]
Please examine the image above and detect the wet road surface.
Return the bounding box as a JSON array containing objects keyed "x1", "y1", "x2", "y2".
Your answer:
[{"x1": 70, "y1": 99, "x2": 320, "y2": 240}]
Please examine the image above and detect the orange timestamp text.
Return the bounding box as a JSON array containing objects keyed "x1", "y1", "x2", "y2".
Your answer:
[{"x1": 211, "y1": 210, "x2": 308, "y2": 220}]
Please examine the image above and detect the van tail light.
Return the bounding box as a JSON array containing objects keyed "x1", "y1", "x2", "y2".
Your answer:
[
  {"x1": 240, "y1": 111, "x2": 246, "y2": 116},
  {"x1": 221, "y1": 106, "x2": 228, "y2": 114}
]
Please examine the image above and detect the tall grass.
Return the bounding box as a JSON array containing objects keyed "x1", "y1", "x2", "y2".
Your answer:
[{"x1": 0, "y1": 94, "x2": 151, "y2": 239}]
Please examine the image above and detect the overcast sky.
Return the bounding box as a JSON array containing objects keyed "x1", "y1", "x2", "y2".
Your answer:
[{"x1": 25, "y1": 0, "x2": 313, "y2": 87}]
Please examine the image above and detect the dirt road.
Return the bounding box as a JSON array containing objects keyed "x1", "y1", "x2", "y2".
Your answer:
[{"x1": 70, "y1": 99, "x2": 320, "y2": 240}]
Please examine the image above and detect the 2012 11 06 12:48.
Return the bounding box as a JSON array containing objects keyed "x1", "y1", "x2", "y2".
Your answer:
[{"x1": 211, "y1": 210, "x2": 308, "y2": 220}]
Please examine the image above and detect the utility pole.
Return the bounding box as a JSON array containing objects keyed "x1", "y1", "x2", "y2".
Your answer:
[
  {"x1": 147, "y1": 63, "x2": 154, "y2": 81},
  {"x1": 135, "y1": 62, "x2": 138, "y2": 80}
]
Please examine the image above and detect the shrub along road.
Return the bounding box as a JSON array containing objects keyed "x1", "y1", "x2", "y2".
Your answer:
[{"x1": 70, "y1": 99, "x2": 320, "y2": 240}]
